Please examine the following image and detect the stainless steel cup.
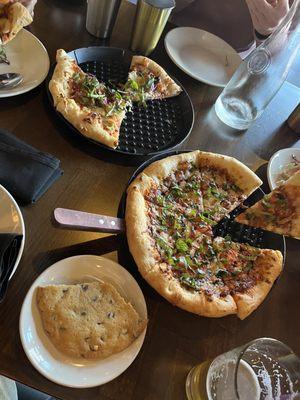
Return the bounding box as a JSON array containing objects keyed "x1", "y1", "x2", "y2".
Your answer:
[
  {"x1": 130, "y1": 0, "x2": 175, "y2": 56},
  {"x1": 86, "y1": 0, "x2": 121, "y2": 39}
]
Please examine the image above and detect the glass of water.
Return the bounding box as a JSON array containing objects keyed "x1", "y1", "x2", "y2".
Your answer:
[{"x1": 186, "y1": 338, "x2": 300, "y2": 400}]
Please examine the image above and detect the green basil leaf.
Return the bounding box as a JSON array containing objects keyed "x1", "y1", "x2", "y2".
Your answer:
[{"x1": 176, "y1": 238, "x2": 189, "y2": 253}]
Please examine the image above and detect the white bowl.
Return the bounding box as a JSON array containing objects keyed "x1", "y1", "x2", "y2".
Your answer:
[
  {"x1": 19, "y1": 255, "x2": 147, "y2": 388},
  {"x1": 267, "y1": 148, "x2": 300, "y2": 190}
]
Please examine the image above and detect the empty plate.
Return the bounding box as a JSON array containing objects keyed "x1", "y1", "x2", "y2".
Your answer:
[
  {"x1": 164, "y1": 27, "x2": 242, "y2": 87},
  {"x1": 19, "y1": 255, "x2": 147, "y2": 388},
  {"x1": 0, "y1": 29, "x2": 49, "y2": 98}
]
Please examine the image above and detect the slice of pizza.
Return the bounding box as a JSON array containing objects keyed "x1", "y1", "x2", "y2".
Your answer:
[
  {"x1": 211, "y1": 237, "x2": 283, "y2": 320},
  {"x1": 139, "y1": 151, "x2": 262, "y2": 225},
  {"x1": 125, "y1": 55, "x2": 182, "y2": 104},
  {"x1": 0, "y1": 2, "x2": 32, "y2": 45},
  {"x1": 49, "y1": 49, "x2": 131, "y2": 149},
  {"x1": 235, "y1": 170, "x2": 300, "y2": 238}
]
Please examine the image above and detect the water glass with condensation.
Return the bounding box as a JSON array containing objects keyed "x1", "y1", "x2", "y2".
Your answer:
[{"x1": 186, "y1": 337, "x2": 300, "y2": 400}]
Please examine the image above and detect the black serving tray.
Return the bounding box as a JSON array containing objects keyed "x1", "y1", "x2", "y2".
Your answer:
[
  {"x1": 46, "y1": 47, "x2": 194, "y2": 166},
  {"x1": 117, "y1": 150, "x2": 286, "y2": 280}
]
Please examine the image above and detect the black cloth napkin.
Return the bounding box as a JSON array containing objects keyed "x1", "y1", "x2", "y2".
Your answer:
[
  {"x1": 0, "y1": 233, "x2": 23, "y2": 302},
  {"x1": 0, "y1": 129, "x2": 63, "y2": 203}
]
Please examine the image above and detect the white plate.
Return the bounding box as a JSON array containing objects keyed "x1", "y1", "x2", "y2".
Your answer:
[
  {"x1": 164, "y1": 27, "x2": 242, "y2": 87},
  {"x1": 19, "y1": 255, "x2": 147, "y2": 388},
  {"x1": 0, "y1": 184, "x2": 25, "y2": 279},
  {"x1": 0, "y1": 29, "x2": 49, "y2": 98},
  {"x1": 267, "y1": 148, "x2": 300, "y2": 190}
]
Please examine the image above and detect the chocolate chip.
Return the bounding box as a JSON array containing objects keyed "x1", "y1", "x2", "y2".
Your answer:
[{"x1": 81, "y1": 284, "x2": 89, "y2": 291}]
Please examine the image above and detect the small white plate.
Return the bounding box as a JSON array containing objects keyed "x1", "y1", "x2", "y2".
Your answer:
[
  {"x1": 164, "y1": 27, "x2": 242, "y2": 87},
  {"x1": 0, "y1": 184, "x2": 25, "y2": 279},
  {"x1": 0, "y1": 29, "x2": 49, "y2": 98},
  {"x1": 267, "y1": 148, "x2": 300, "y2": 190},
  {"x1": 19, "y1": 255, "x2": 147, "y2": 388}
]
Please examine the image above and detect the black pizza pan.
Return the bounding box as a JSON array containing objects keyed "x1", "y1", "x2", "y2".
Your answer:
[
  {"x1": 46, "y1": 46, "x2": 194, "y2": 166},
  {"x1": 53, "y1": 150, "x2": 286, "y2": 288},
  {"x1": 116, "y1": 150, "x2": 286, "y2": 276}
]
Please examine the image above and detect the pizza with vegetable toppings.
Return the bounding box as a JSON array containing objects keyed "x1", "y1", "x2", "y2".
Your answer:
[
  {"x1": 49, "y1": 49, "x2": 132, "y2": 149},
  {"x1": 49, "y1": 51, "x2": 183, "y2": 148},
  {"x1": 125, "y1": 151, "x2": 283, "y2": 319},
  {"x1": 0, "y1": 2, "x2": 32, "y2": 44},
  {"x1": 125, "y1": 55, "x2": 182, "y2": 104},
  {"x1": 236, "y1": 170, "x2": 300, "y2": 239}
]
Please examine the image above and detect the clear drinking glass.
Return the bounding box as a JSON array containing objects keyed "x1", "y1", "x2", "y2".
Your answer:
[
  {"x1": 215, "y1": 0, "x2": 300, "y2": 130},
  {"x1": 186, "y1": 338, "x2": 300, "y2": 400}
]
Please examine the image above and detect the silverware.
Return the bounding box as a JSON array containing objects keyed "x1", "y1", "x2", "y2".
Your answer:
[
  {"x1": 53, "y1": 208, "x2": 125, "y2": 234},
  {"x1": 0, "y1": 73, "x2": 23, "y2": 89}
]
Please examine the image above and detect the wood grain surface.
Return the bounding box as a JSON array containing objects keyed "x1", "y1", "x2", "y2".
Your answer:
[{"x1": 0, "y1": 1, "x2": 299, "y2": 399}]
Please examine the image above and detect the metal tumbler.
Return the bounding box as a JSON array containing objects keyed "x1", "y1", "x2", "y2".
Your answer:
[
  {"x1": 130, "y1": 0, "x2": 175, "y2": 56},
  {"x1": 86, "y1": 0, "x2": 121, "y2": 39}
]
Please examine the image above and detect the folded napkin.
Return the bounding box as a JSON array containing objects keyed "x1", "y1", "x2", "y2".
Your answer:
[
  {"x1": 0, "y1": 129, "x2": 63, "y2": 203},
  {"x1": 0, "y1": 233, "x2": 23, "y2": 302}
]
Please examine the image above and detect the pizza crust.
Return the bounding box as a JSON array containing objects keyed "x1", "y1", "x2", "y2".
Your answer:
[
  {"x1": 236, "y1": 170, "x2": 300, "y2": 238},
  {"x1": 0, "y1": 2, "x2": 32, "y2": 44},
  {"x1": 234, "y1": 249, "x2": 283, "y2": 320},
  {"x1": 49, "y1": 49, "x2": 124, "y2": 149},
  {"x1": 145, "y1": 266, "x2": 237, "y2": 317},
  {"x1": 125, "y1": 150, "x2": 282, "y2": 319},
  {"x1": 139, "y1": 151, "x2": 262, "y2": 196},
  {"x1": 141, "y1": 151, "x2": 200, "y2": 182},
  {"x1": 196, "y1": 151, "x2": 262, "y2": 197},
  {"x1": 126, "y1": 166, "x2": 237, "y2": 318},
  {"x1": 130, "y1": 55, "x2": 182, "y2": 99}
]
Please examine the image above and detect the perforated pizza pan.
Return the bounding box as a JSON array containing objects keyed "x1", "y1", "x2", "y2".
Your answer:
[
  {"x1": 46, "y1": 47, "x2": 194, "y2": 166},
  {"x1": 117, "y1": 150, "x2": 286, "y2": 282}
]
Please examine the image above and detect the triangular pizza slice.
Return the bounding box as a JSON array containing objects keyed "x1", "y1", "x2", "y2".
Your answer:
[
  {"x1": 235, "y1": 170, "x2": 300, "y2": 238},
  {"x1": 49, "y1": 49, "x2": 131, "y2": 149},
  {"x1": 0, "y1": 2, "x2": 32, "y2": 44},
  {"x1": 125, "y1": 55, "x2": 182, "y2": 104}
]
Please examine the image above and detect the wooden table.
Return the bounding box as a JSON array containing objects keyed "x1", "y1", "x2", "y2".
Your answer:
[{"x1": 0, "y1": 1, "x2": 299, "y2": 399}]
